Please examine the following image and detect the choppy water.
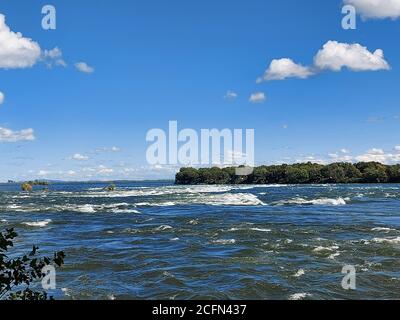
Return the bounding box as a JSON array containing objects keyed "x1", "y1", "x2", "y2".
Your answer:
[{"x1": 1, "y1": 182, "x2": 400, "y2": 300}]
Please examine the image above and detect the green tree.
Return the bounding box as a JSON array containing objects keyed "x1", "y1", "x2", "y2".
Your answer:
[
  {"x1": 175, "y1": 162, "x2": 398, "y2": 185},
  {"x1": 284, "y1": 167, "x2": 310, "y2": 184},
  {"x1": 175, "y1": 168, "x2": 200, "y2": 185},
  {"x1": 387, "y1": 165, "x2": 400, "y2": 183},
  {"x1": 356, "y1": 162, "x2": 388, "y2": 183}
]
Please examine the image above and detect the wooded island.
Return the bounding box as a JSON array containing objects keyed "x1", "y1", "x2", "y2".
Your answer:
[{"x1": 175, "y1": 162, "x2": 400, "y2": 185}]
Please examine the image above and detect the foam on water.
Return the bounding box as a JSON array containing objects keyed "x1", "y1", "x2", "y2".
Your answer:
[
  {"x1": 197, "y1": 193, "x2": 266, "y2": 206},
  {"x1": 22, "y1": 219, "x2": 52, "y2": 227},
  {"x1": 81, "y1": 185, "x2": 257, "y2": 198},
  {"x1": 212, "y1": 239, "x2": 236, "y2": 245},
  {"x1": 294, "y1": 269, "x2": 305, "y2": 277},
  {"x1": 135, "y1": 193, "x2": 265, "y2": 207},
  {"x1": 313, "y1": 245, "x2": 339, "y2": 252},
  {"x1": 275, "y1": 197, "x2": 348, "y2": 206},
  {"x1": 288, "y1": 293, "x2": 312, "y2": 300},
  {"x1": 371, "y1": 227, "x2": 396, "y2": 232},
  {"x1": 250, "y1": 228, "x2": 272, "y2": 232},
  {"x1": 155, "y1": 225, "x2": 173, "y2": 231},
  {"x1": 372, "y1": 237, "x2": 400, "y2": 244}
]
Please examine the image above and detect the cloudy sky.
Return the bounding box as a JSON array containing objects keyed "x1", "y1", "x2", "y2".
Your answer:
[{"x1": 1, "y1": 0, "x2": 400, "y2": 181}]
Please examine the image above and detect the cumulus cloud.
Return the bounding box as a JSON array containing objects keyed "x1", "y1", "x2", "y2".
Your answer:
[
  {"x1": 0, "y1": 91, "x2": 4, "y2": 105},
  {"x1": 0, "y1": 14, "x2": 41, "y2": 69},
  {"x1": 0, "y1": 127, "x2": 35, "y2": 142},
  {"x1": 344, "y1": 0, "x2": 400, "y2": 19},
  {"x1": 314, "y1": 41, "x2": 390, "y2": 72},
  {"x1": 71, "y1": 153, "x2": 89, "y2": 161},
  {"x1": 224, "y1": 90, "x2": 238, "y2": 100},
  {"x1": 75, "y1": 62, "x2": 94, "y2": 74},
  {"x1": 42, "y1": 47, "x2": 66, "y2": 68},
  {"x1": 328, "y1": 147, "x2": 400, "y2": 164},
  {"x1": 285, "y1": 146, "x2": 400, "y2": 166},
  {"x1": 258, "y1": 58, "x2": 314, "y2": 82},
  {"x1": 258, "y1": 41, "x2": 390, "y2": 83},
  {"x1": 249, "y1": 92, "x2": 266, "y2": 104},
  {"x1": 355, "y1": 148, "x2": 400, "y2": 163}
]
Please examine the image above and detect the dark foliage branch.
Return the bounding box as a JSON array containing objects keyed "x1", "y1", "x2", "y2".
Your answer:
[{"x1": 0, "y1": 228, "x2": 65, "y2": 300}]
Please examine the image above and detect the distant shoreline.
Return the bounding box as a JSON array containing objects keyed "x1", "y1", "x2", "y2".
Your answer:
[{"x1": 175, "y1": 162, "x2": 400, "y2": 185}]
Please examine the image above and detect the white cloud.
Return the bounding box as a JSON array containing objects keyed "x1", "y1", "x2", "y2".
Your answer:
[
  {"x1": 224, "y1": 90, "x2": 238, "y2": 100},
  {"x1": 314, "y1": 41, "x2": 390, "y2": 72},
  {"x1": 259, "y1": 41, "x2": 390, "y2": 83},
  {"x1": 97, "y1": 165, "x2": 114, "y2": 175},
  {"x1": 0, "y1": 91, "x2": 4, "y2": 105},
  {"x1": 95, "y1": 146, "x2": 121, "y2": 153},
  {"x1": 42, "y1": 47, "x2": 66, "y2": 67},
  {"x1": 258, "y1": 58, "x2": 314, "y2": 82},
  {"x1": 354, "y1": 148, "x2": 400, "y2": 164},
  {"x1": 38, "y1": 170, "x2": 50, "y2": 177},
  {"x1": 287, "y1": 146, "x2": 400, "y2": 165},
  {"x1": 71, "y1": 153, "x2": 89, "y2": 161},
  {"x1": 249, "y1": 92, "x2": 266, "y2": 104},
  {"x1": 295, "y1": 155, "x2": 327, "y2": 165},
  {"x1": 0, "y1": 14, "x2": 41, "y2": 69},
  {"x1": 344, "y1": 0, "x2": 400, "y2": 19},
  {"x1": 0, "y1": 127, "x2": 35, "y2": 142},
  {"x1": 75, "y1": 62, "x2": 94, "y2": 74},
  {"x1": 223, "y1": 150, "x2": 248, "y2": 165}
]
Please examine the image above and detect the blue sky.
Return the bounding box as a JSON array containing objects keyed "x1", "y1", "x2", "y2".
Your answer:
[{"x1": 1, "y1": 0, "x2": 400, "y2": 181}]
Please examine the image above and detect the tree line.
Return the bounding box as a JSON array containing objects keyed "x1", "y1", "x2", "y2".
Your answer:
[{"x1": 175, "y1": 162, "x2": 400, "y2": 185}]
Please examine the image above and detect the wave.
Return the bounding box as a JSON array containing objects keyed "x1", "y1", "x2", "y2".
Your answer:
[
  {"x1": 293, "y1": 269, "x2": 305, "y2": 277},
  {"x1": 371, "y1": 227, "x2": 396, "y2": 232},
  {"x1": 155, "y1": 225, "x2": 173, "y2": 231},
  {"x1": 328, "y1": 252, "x2": 340, "y2": 260},
  {"x1": 3, "y1": 202, "x2": 137, "y2": 214},
  {"x1": 288, "y1": 293, "x2": 312, "y2": 300},
  {"x1": 110, "y1": 209, "x2": 140, "y2": 214},
  {"x1": 136, "y1": 202, "x2": 176, "y2": 207},
  {"x1": 74, "y1": 204, "x2": 96, "y2": 213},
  {"x1": 203, "y1": 193, "x2": 266, "y2": 206},
  {"x1": 274, "y1": 197, "x2": 348, "y2": 206},
  {"x1": 313, "y1": 245, "x2": 339, "y2": 252},
  {"x1": 372, "y1": 237, "x2": 400, "y2": 244},
  {"x1": 22, "y1": 219, "x2": 52, "y2": 227},
  {"x1": 250, "y1": 228, "x2": 272, "y2": 232},
  {"x1": 212, "y1": 239, "x2": 236, "y2": 245},
  {"x1": 135, "y1": 193, "x2": 266, "y2": 207},
  {"x1": 80, "y1": 185, "x2": 255, "y2": 198}
]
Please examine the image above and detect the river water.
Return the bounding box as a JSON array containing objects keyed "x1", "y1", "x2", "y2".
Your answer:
[{"x1": 0, "y1": 182, "x2": 399, "y2": 300}]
